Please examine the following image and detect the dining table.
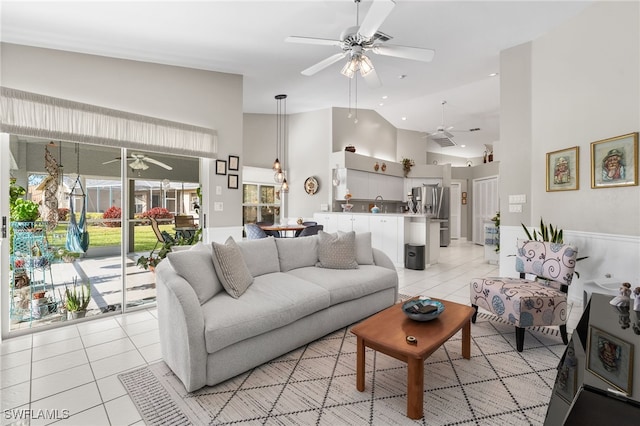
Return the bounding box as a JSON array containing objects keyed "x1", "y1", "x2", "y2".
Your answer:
[{"x1": 258, "y1": 224, "x2": 306, "y2": 237}]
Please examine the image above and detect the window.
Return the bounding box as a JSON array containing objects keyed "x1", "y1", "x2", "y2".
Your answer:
[{"x1": 242, "y1": 183, "x2": 280, "y2": 225}]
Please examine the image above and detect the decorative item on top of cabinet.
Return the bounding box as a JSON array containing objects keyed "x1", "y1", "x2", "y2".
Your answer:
[
  {"x1": 401, "y1": 158, "x2": 414, "y2": 177},
  {"x1": 381, "y1": 162, "x2": 387, "y2": 172},
  {"x1": 374, "y1": 162, "x2": 379, "y2": 171},
  {"x1": 345, "y1": 145, "x2": 356, "y2": 153}
]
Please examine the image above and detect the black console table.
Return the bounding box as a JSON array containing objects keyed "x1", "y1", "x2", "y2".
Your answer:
[{"x1": 544, "y1": 293, "x2": 640, "y2": 425}]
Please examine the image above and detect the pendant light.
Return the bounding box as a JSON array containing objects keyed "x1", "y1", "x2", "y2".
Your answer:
[{"x1": 273, "y1": 94, "x2": 287, "y2": 184}]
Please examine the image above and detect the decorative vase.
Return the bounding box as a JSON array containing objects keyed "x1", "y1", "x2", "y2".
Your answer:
[
  {"x1": 67, "y1": 310, "x2": 86, "y2": 320},
  {"x1": 345, "y1": 145, "x2": 356, "y2": 153}
]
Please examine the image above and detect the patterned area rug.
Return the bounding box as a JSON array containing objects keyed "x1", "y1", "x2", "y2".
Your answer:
[{"x1": 119, "y1": 313, "x2": 566, "y2": 425}]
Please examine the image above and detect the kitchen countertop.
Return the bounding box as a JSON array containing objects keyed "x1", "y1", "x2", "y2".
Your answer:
[{"x1": 322, "y1": 212, "x2": 446, "y2": 220}]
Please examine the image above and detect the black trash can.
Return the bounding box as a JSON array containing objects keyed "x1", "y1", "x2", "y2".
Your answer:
[{"x1": 404, "y1": 244, "x2": 425, "y2": 270}]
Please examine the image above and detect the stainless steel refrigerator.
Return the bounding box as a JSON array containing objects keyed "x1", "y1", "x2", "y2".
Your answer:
[{"x1": 412, "y1": 184, "x2": 450, "y2": 247}]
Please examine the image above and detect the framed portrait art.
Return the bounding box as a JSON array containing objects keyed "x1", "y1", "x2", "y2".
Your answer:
[
  {"x1": 215, "y1": 159, "x2": 227, "y2": 175},
  {"x1": 228, "y1": 155, "x2": 239, "y2": 171},
  {"x1": 228, "y1": 174, "x2": 239, "y2": 189},
  {"x1": 591, "y1": 132, "x2": 638, "y2": 188},
  {"x1": 586, "y1": 326, "x2": 634, "y2": 395},
  {"x1": 547, "y1": 146, "x2": 579, "y2": 191}
]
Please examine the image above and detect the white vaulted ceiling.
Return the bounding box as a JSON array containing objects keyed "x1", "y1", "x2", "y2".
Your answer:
[{"x1": 0, "y1": 0, "x2": 591, "y2": 158}]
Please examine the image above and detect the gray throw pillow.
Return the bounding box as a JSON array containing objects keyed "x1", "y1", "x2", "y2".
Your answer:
[
  {"x1": 167, "y1": 243, "x2": 223, "y2": 304},
  {"x1": 211, "y1": 237, "x2": 254, "y2": 298},
  {"x1": 352, "y1": 231, "x2": 374, "y2": 265},
  {"x1": 316, "y1": 230, "x2": 359, "y2": 269}
]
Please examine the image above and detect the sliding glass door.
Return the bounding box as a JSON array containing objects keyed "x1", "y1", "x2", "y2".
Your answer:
[{"x1": 2, "y1": 135, "x2": 200, "y2": 336}]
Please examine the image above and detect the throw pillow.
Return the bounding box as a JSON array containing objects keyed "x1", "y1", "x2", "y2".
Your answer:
[
  {"x1": 316, "y1": 230, "x2": 359, "y2": 269},
  {"x1": 211, "y1": 237, "x2": 254, "y2": 298},
  {"x1": 353, "y1": 232, "x2": 374, "y2": 265},
  {"x1": 167, "y1": 243, "x2": 223, "y2": 304}
]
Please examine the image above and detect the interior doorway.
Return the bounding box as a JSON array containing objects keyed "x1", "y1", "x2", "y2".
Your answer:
[{"x1": 472, "y1": 176, "x2": 499, "y2": 245}]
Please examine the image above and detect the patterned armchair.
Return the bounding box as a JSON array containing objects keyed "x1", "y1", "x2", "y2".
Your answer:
[{"x1": 470, "y1": 239, "x2": 578, "y2": 352}]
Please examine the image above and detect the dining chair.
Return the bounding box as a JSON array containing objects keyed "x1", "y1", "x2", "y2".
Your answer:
[
  {"x1": 297, "y1": 224, "x2": 323, "y2": 237},
  {"x1": 245, "y1": 223, "x2": 269, "y2": 239},
  {"x1": 470, "y1": 239, "x2": 578, "y2": 351},
  {"x1": 150, "y1": 217, "x2": 175, "y2": 250},
  {"x1": 295, "y1": 221, "x2": 318, "y2": 237}
]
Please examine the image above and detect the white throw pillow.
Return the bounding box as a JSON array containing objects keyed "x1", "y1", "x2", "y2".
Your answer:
[
  {"x1": 167, "y1": 243, "x2": 222, "y2": 304},
  {"x1": 211, "y1": 237, "x2": 254, "y2": 298},
  {"x1": 316, "y1": 230, "x2": 359, "y2": 270}
]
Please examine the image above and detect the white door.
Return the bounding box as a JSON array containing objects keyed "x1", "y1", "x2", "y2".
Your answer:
[
  {"x1": 450, "y1": 182, "x2": 461, "y2": 240},
  {"x1": 472, "y1": 176, "x2": 498, "y2": 245}
]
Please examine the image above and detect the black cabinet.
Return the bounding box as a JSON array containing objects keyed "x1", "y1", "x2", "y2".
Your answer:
[{"x1": 544, "y1": 293, "x2": 640, "y2": 425}]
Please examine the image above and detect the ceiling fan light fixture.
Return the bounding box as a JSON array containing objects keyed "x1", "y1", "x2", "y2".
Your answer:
[
  {"x1": 340, "y1": 57, "x2": 358, "y2": 78},
  {"x1": 359, "y1": 55, "x2": 374, "y2": 76}
]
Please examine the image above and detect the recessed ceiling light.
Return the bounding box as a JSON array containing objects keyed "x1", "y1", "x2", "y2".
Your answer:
[
  {"x1": 489, "y1": 72, "x2": 499, "y2": 77},
  {"x1": 379, "y1": 103, "x2": 384, "y2": 106},
  {"x1": 398, "y1": 75, "x2": 407, "y2": 79},
  {"x1": 381, "y1": 95, "x2": 388, "y2": 99},
  {"x1": 401, "y1": 117, "x2": 407, "y2": 121},
  {"x1": 460, "y1": 144, "x2": 466, "y2": 148}
]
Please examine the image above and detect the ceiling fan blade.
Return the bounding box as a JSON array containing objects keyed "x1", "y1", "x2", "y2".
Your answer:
[
  {"x1": 371, "y1": 44, "x2": 435, "y2": 62},
  {"x1": 285, "y1": 36, "x2": 342, "y2": 47},
  {"x1": 102, "y1": 159, "x2": 120, "y2": 165},
  {"x1": 363, "y1": 68, "x2": 382, "y2": 88},
  {"x1": 358, "y1": 0, "x2": 396, "y2": 40},
  {"x1": 144, "y1": 157, "x2": 173, "y2": 170},
  {"x1": 301, "y1": 52, "x2": 347, "y2": 76}
]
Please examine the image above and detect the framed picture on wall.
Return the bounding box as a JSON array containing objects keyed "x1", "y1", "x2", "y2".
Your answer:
[
  {"x1": 228, "y1": 155, "x2": 239, "y2": 171},
  {"x1": 591, "y1": 132, "x2": 638, "y2": 188},
  {"x1": 228, "y1": 174, "x2": 238, "y2": 189},
  {"x1": 216, "y1": 159, "x2": 227, "y2": 175},
  {"x1": 546, "y1": 146, "x2": 579, "y2": 191}
]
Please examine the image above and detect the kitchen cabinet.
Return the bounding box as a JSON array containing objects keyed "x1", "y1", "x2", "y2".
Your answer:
[
  {"x1": 313, "y1": 213, "x2": 338, "y2": 233},
  {"x1": 336, "y1": 169, "x2": 403, "y2": 201},
  {"x1": 369, "y1": 215, "x2": 402, "y2": 264},
  {"x1": 337, "y1": 214, "x2": 370, "y2": 233}
]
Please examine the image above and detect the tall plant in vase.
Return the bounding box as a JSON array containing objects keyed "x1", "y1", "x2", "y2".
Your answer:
[{"x1": 401, "y1": 158, "x2": 415, "y2": 177}]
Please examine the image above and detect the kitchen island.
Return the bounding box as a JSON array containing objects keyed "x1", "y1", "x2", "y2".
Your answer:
[{"x1": 313, "y1": 212, "x2": 441, "y2": 267}]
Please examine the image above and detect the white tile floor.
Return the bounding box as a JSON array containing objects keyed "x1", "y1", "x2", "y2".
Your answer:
[{"x1": 0, "y1": 239, "x2": 583, "y2": 425}]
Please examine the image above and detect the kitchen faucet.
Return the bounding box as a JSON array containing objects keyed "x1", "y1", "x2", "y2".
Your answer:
[{"x1": 374, "y1": 195, "x2": 384, "y2": 211}]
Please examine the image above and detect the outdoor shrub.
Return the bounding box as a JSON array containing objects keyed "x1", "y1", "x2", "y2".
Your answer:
[
  {"x1": 58, "y1": 208, "x2": 70, "y2": 221},
  {"x1": 103, "y1": 206, "x2": 122, "y2": 227},
  {"x1": 139, "y1": 207, "x2": 174, "y2": 220}
]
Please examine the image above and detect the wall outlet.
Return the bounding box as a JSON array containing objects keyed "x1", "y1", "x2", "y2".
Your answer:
[
  {"x1": 216, "y1": 186, "x2": 222, "y2": 195},
  {"x1": 509, "y1": 204, "x2": 522, "y2": 213},
  {"x1": 214, "y1": 202, "x2": 223, "y2": 211}
]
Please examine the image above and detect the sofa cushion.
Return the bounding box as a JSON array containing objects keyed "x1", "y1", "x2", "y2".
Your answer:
[
  {"x1": 288, "y1": 265, "x2": 398, "y2": 305},
  {"x1": 316, "y1": 230, "x2": 358, "y2": 269},
  {"x1": 211, "y1": 237, "x2": 254, "y2": 298},
  {"x1": 167, "y1": 242, "x2": 222, "y2": 304},
  {"x1": 201, "y1": 272, "x2": 330, "y2": 353},
  {"x1": 236, "y1": 237, "x2": 280, "y2": 277},
  {"x1": 275, "y1": 235, "x2": 319, "y2": 272},
  {"x1": 353, "y1": 232, "x2": 374, "y2": 265}
]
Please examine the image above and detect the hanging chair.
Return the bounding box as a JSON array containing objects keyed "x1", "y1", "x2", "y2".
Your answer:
[{"x1": 66, "y1": 177, "x2": 90, "y2": 253}]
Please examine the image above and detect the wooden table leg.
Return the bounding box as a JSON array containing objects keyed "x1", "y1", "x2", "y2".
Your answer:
[
  {"x1": 356, "y1": 337, "x2": 365, "y2": 392},
  {"x1": 462, "y1": 319, "x2": 471, "y2": 359},
  {"x1": 406, "y1": 357, "x2": 424, "y2": 419}
]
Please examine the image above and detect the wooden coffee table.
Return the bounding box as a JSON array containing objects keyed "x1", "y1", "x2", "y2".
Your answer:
[{"x1": 350, "y1": 298, "x2": 475, "y2": 419}]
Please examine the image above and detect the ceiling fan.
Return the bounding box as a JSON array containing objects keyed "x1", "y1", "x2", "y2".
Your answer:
[
  {"x1": 425, "y1": 101, "x2": 481, "y2": 147},
  {"x1": 102, "y1": 153, "x2": 173, "y2": 171},
  {"x1": 286, "y1": 0, "x2": 435, "y2": 87}
]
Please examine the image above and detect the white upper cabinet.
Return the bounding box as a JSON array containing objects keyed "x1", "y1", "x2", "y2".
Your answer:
[{"x1": 336, "y1": 169, "x2": 403, "y2": 201}]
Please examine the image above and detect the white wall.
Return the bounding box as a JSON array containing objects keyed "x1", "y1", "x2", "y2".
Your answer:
[
  {"x1": 0, "y1": 43, "x2": 244, "y2": 228},
  {"x1": 243, "y1": 113, "x2": 277, "y2": 169},
  {"x1": 331, "y1": 107, "x2": 397, "y2": 161},
  {"x1": 498, "y1": 1, "x2": 640, "y2": 299}
]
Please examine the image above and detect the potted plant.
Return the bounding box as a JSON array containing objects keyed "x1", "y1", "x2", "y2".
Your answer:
[
  {"x1": 136, "y1": 229, "x2": 202, "y2": 271},
  {"x1": 10, "y1": 198, "x2": 40, "y2": 223},
  {"x1": 401, "y1": 158, "x2": 415, "y2": 177},
  {"x1": 63, "y1": 278, "x2": 91, "y2": 319}
]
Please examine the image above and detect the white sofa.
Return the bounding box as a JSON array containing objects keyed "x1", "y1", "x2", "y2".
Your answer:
[{"x1": 155, "y1": 232, "x2": 399, "y2": 392}]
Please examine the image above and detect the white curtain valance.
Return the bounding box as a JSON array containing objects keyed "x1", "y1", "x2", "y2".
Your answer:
[{"x1": 0, "y1": 87, "x2": 217, "y2": 158}]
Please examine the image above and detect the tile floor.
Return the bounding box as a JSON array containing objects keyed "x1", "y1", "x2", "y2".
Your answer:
[{"x1": 0, "y1": 239, "x2": 583, "y2": 425}]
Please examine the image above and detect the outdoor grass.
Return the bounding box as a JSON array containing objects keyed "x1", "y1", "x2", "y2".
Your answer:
[{"x1": 48, "y1": 223, "x2": 174, "y2": 251}]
